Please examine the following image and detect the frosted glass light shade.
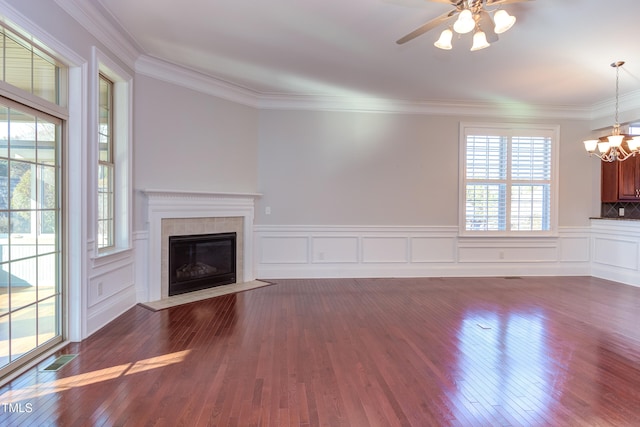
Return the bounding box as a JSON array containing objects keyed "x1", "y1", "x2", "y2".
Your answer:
[
  {"x1": 453, "y1": 9, "x2": 475, "y2": 34},
  {"x1": 598, "y1": 141, "x2": 611, "y2": 153},
  {"x1": 583, "y1": 140, "x2": 598, "y2": 152},
  {"x1": 493, "y1": 10, "x2": 516, "y2": 34},
  {"x1": 628, "y1": 136, "x2": 640, "y2": 151},
  {"x1": 434, "y1": 29, "x2": 453, "y2": 50},
  {"x1": 607, "y1": 134, "x2": 624, "y2": 147},
  {"x1": 470, "y1": 30, "x2": 490, "y2": 51}
]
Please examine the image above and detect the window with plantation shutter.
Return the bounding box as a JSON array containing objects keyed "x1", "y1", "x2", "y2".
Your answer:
[{"x1": 460, "y1": 124, "x2": 558, "y2": 236}]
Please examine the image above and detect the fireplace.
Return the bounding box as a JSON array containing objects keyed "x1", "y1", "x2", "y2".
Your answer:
[
  {"x1": 143, "y1": 190, "x2": 258, "y2": 302},
  {"x1": 168, "y1": 232, "x2": 237, "y2": 296}
]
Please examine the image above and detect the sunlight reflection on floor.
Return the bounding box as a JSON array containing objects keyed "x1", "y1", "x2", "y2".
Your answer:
[{"x1": 0, "y1": 349, "x2": 191, "y2": 401}]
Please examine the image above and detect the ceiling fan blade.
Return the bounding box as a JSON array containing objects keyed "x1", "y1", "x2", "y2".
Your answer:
[
  {"x1": 477, "y1": 10, "x2": 498, "y2": 42},
  {"x1": 396, "y1": 10, "x2": 457, "y2": 44},
  {"x1": 486, "y1": 0, "x2": 534, "y2": 5}
]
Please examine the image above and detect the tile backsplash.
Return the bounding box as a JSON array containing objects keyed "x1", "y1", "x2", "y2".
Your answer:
[{"x1": 601, "y1": 202, "x2": 640, "y2": 219}]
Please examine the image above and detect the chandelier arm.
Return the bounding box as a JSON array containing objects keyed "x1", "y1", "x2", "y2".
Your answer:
[
  {"x1": 615, "y1": 146, "x2": 637, "y2": 162},
  {"x1": 617, "y1": 147, "x2": 629, "y2": 161}
]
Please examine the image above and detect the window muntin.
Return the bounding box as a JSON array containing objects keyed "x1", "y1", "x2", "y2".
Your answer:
[
  {"x1": 92, "y1": 46, "x2": 132, "y2": 259},
  {"x1": 461, "y1": 125, "x2": 556, "y2": 235},
  {"x1": 97, "y1": 74, "x2": 114, "y2": 251},
  {"x1": 0, "y1": 99, "x2": 61, "y2": 371},
  {"x1": 0, "y1": 27, "x2": 60, "y2": 105}
]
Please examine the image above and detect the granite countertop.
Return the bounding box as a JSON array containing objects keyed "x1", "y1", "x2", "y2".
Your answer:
[{"x1": 590, "y1": 217, "x2": 640, "y2": 221}]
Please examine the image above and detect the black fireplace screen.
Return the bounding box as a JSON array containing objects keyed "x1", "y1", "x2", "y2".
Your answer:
[{"x1": 168, "y1": 232, "x2": 236, "y2": 296}]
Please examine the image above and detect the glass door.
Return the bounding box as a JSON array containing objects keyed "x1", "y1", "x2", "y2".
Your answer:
[{"x1": 0, "y1": 98, "x2": 62, "y2": 377}]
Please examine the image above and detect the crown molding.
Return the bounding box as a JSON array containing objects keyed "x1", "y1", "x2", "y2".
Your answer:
[
  {"x1": 43, "y1": 1, "x2": 639, "y2": 120},
  {"x1": 53, "y1": 0, "x2": 139, "y2": 69},
  {"x1": 589, "y1": 89, "x2": 640, "y2": 129},
  {"x1": 134, "y1": 55, "x2": 594, "y2": 119},
  {"x1": 257, "y1": 94, "x2": 594, "y2": 120},
  {"x1": 135, "y1": 55, "x2": 262, "y2": 108}
]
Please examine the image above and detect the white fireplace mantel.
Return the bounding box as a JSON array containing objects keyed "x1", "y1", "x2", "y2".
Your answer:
[{"x1": 143, "y1": 189, "x2": 261, "y2": 302}]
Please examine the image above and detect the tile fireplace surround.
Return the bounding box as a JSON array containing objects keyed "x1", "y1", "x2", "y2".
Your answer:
[{"x1": 143, "y1": 190, "x2": 260, "y2": 302}]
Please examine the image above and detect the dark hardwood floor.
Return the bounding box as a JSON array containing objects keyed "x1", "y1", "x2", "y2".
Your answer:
[{"x1": 1, "y1": 276, "x2": 640, "y2": 426}]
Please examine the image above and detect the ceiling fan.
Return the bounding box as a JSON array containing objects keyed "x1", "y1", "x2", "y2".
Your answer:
[{"x1": 396, "y1": 0, "x2": 534, "y2": 50}]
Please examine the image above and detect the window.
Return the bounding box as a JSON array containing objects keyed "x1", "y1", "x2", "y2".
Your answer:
[
  {"x1": 0, "y1": 28, "x2": 62, "y2": 105},
  {"x1": 97, "y1": 74, "x2": 114, "y2": 250},
  {"x1": 93, "y1": 47, "x2": 131, "y2": 257},
  {"x1": 460, "y1": 123, "x2": 558, "y2": 235},
  {"x1": 0, "y1": 25, "x2": 63, "y2": 378}
]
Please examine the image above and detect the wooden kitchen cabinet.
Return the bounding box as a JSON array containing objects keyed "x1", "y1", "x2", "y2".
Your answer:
[{"x1": 601, "y1": 153, "x2": 640, "y2": 202}]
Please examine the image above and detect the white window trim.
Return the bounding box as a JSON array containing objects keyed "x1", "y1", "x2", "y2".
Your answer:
[
  {"x1": 91, "y1": 46, "x2": 132, "y2": 259},
  {"x1": 458, "y1": 122, "x2": 560, "y2": 238}
]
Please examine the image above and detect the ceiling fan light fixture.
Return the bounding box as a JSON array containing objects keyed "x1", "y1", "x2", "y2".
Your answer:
[
  {"x1": 470, "y1": 29, "x2": 490, "y2": 51},
  {"x1": 434, "y1": 28, "x2": 453, "y2": 50},
  {"x1": 453, "y1": 9, "x2": 475, "y2": 34},
  {"x1": 493, "y1": 10, "x2": 516, "y2": 34},
  {"x1": 395, "y1": 0, "x2": 532, "y2": 50}
]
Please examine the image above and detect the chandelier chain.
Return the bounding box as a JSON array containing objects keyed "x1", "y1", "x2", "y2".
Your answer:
[{"x1": 615, "y1": 64, "x2": 620, "y2": 126}]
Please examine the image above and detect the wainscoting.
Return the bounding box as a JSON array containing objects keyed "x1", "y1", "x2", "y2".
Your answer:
[
  {"x1": 131, "y1": 221, "x2": 640, "y2": 310},
  {"x1": 253, "y1": 225, "x2": 593, "y2": 279},
  {"x1": 590, "y1": 219, "x2": 640, "y2": 287}
]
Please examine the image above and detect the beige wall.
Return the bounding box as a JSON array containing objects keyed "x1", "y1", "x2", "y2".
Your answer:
[
  {"x1": 132, "y1": 79, "x2": 597, "y2": 229},
  {"x1": 256, "y1": 109, "x2": 596, "y2": 226},
  {"x1": 133, "y1": 76, "x2": 260, "y2": 228}
]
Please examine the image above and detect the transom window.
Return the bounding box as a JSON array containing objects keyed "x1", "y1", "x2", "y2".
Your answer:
[
  {"x1": 0, "y1": 27, "x2": 63, "y2": 106},
  {"x1": 460, "y1": 124, "x2": 558, "y2": 236}
]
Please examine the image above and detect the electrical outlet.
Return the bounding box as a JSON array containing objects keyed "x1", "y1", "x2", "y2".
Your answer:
[
  {"x1": 619, "y1": 207, "x2": 625, "y2": 217},
  {"x1": 265, "y1": 206, "x2": 271, "y2": 215}
]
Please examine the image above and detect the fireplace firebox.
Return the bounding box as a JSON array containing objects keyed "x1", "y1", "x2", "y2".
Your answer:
[{"x1": 168, "y1": 232, "x2": 236, "y2": 296}]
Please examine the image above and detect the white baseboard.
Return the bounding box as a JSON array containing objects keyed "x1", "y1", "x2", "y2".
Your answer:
[{"x1": 86, "y1": 285, "x2": 137, "y2": 337}]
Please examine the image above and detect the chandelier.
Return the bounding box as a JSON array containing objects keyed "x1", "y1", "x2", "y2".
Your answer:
[
  {"x1": 434, "y1": 3, "x2": 517, "y2": 51},
  {"x1": 583, "y1": 61, "x2": 640, "y2": 162}
]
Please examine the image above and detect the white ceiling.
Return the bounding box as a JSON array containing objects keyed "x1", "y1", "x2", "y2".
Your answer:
[{"x1": 93, "y1": 0, "x2": 640, "y2": 111}]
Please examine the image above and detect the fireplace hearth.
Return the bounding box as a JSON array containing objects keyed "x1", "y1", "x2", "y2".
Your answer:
[{"x1": 168, "y1": 232, "x2": 237, "y2": 296}]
